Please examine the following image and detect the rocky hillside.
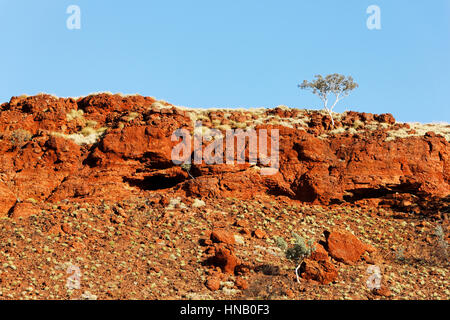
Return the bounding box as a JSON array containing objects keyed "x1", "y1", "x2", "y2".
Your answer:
[
  {"x1": 0, "y1": 93, "x2": 448, "y2": 300},
  {"x1": 0, "y1": 93, "x2": 448, "y2": 217}
]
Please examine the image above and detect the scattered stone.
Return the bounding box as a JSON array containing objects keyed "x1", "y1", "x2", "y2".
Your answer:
[
  {"x1": 325, "y1": 229, "x2": 370, "y2": 264},
  {"x1": 284, "y1": 289, "x2": 295, "y2": 299},
  {"x1": 235, "y1": 219, "x2": 248, "y2": 228},
  {"x1": 253, "y1": 229, "x2": 267, "y2": 239},
  {"x1": 235, "y1": 277, "x2": 249, "y2": 290},
  {"x1": 205, "y1": 276, "x2": 221, "y2": 291},
  {"x1": 149, "y1": 265, "x2": 161, "y2": 273},
  {"x1": 373, "y1": 285, "x2": 392, "y2": 297},
  {"x1": 211, "y1": 229, "x2": 235, "y2": 245},
  {"x1": 300, "y1": 258, "x2": 338, "y2": 285},
  {"x1": 310, "y1": 243, "x2": 329, "y2": 262},
  {"x1": 0, "y1": 93, "x2": 447, "y2": 300},
  {"x1": 61, "y1": 223, "x2": 72, "y2": 234},
  {"x1": 203, "y1": 239, "x2": 213, "y2": 246}
]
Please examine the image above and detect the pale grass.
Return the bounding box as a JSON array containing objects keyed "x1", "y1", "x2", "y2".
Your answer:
[
  {"x1": 386, "y1": 122, "x2": 450, "y2": 142},
  {"x1": 66, "y1": 109, "x2": 84, "y2": 121},
  {"x1": 51, "y1": 127, "x2": 107, "y2": 145}
]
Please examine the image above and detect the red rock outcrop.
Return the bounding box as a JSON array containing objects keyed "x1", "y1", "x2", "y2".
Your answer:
[
  {"x1": 211, "y1": 229, "x2": 236, "y2": 245},
  {"x1": 208, "y1": 244, "x2": 240, "y2": 274},
  {"x1": 299, "y1": 258, "x2": 338, "y2": 285},
  {"x1": 0, "y1": 93, "x2": 448, "y2": 217},
  {"x1": 324, "y1": 229, "x2": 373, "y2": 264}
]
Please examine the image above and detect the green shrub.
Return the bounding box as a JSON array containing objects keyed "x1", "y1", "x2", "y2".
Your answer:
[
  {"x1": 286, "y1": 233, "x2": 315, "y2": 262},
  {"x1": 275, "y1": 237, "x2": 288, "y2": 251}
]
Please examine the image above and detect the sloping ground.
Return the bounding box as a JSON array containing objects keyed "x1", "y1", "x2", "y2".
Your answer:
[{"x1": 0, "y1": 93, "x2": 448, "y2": 300}]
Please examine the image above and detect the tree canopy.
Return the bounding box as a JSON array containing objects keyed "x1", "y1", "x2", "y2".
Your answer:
[{"x1": 299, "y1": 74, "x2": 358, "y2": 127}]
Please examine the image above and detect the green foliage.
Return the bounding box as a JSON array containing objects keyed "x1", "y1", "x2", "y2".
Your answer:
[
  {"x1": 284, "y1": 233, "x2": 316, "y2": 262},
  {"x1": 181, "y1": 163, "x2": 192, "y2": 172},
  {"x1": 299, "y1": 74, "x2": 358, "y2": 100},
  {"x1": 298, "y1": 73, "x2": 358, "y2": 127},
  {"x1": 180, "y1": 163, "x2": 195, "y2": 179},
  {"x1": 275, "y1": 236, "x2": 288, "y2": 251}
]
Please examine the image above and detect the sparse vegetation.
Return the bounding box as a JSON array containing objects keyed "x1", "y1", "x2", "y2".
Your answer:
[
  {"x1": 10, "y1": 129, "x2": 32, "y2": 146},
  {"x1": 51, "y1": 126, "x2": 107, "y2": 145},
  {"x1": 0, "y1": 93, "x2": 448, "y2": 301},
  {"x1": 275, "y1": 237, "x2": 288, "y2": 251},
  {"x1": 285, "y1": 233, "x2": 315, "y2": 262},
  {"x1": 66, "y1": 109, "x2": 84, "y2": 121},
  {"x1": 386, "y1": 122, "x2": 450, "y2": 142},
  {"x1": 192, "y1": 199, "x2": 206, "y2": 208},
  {"x1": 181, "y1": 163, "x2": 195, "y2": 179},
  {"x1": 277, "y1": 233, "x2": 316, "y2": 283},
  {"x1": 299, "y1": 74, "x2": 358, "y2": 127}
]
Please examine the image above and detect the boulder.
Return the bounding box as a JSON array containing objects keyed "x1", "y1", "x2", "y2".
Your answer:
[
  {"x1": 325, "y1": 230, "x2": 371, "y2": 264},
  {"x1": 211, "y1": 229, "x2": 236, "y2": 245},
  {"x1": 300, "y1": 258, "x2": 338, "y2": 285}
]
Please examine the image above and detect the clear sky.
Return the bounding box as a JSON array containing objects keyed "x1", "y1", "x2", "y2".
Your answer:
[{"x1": 1, "y1": 0, "x2": 449, "y2": 122}]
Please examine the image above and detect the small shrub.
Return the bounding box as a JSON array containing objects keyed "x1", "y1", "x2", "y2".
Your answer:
[
  {"x1": 10, "y1": 129, "x2": 32, "y2": 146},
  {"x1": 181, "y1": 163, "x2": 195, "y2": 179},
  {"x1": 275, "y1": 236, "x2": 288, "y2": 251},
  {"x1": 279, "y1": 233, "x2": 316, "y2": 283},
  {"x1": 285, "y1": 233, "x2": 315, "y2": 262},
  {"x1": 66, "y1": 109, "x2": 84, "y2": 121}
]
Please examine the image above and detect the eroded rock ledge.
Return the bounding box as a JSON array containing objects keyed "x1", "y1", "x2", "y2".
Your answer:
[{"x1": 0, "y1": 93, "x2": 448, "y2": 217}]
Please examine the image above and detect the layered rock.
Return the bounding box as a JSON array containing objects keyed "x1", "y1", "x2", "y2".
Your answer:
[{"x1": 0, "y1": 93, "x2": 448, "y2": 217}]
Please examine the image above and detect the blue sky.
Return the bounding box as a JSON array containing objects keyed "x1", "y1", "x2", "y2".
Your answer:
[{"x1": 0, "y1": 0, "x2": 449, "y2": 122}]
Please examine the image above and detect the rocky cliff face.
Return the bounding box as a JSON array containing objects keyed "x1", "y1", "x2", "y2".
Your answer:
[
  {"x1": 0, "y1": 93, "x2": 448, "y2": 300},
  {"x1": 0, "y1": 93, "x2": 448, "y2": 218}
]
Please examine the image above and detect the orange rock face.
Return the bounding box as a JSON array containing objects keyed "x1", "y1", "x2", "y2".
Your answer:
[
  {"x1": 325, "y1": 230, "x2": 371, "y2": 264},
  {"x1": 9, "y1": 202, "x2": 41, "y2": 219},
  {"x1": 211, "y1": 229, "x2": 236, "y2": 245},
  {"x1": 253, "y1": 229, "x2": 267, "y2": 239},
  {"x1": 310, "y1": 243, "x2": 330, "y2": 262},
  {"x1": 0, "y1": 182, "x2": 16, "y2": 217},
  {"x1": 235, "y1": 277, "x2": 249, "y2": 290},
  {"x1": 0, "y1": 93, "x2": 448, "y2": 218},
  {"x1": 205, "y1": 276, "x2": 221, "y2": 291},
  {"x1": 208, "y1": 245, "x2": 240, "y2": 274}
]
